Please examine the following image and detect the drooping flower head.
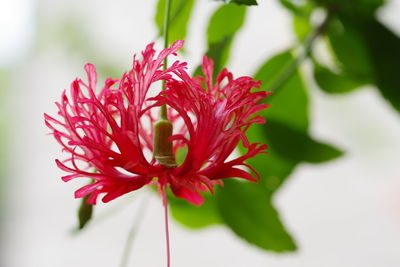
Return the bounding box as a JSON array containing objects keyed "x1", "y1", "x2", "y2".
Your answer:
[{"x1": 45, "y1": 40, "x2": 269, "y2": 205}]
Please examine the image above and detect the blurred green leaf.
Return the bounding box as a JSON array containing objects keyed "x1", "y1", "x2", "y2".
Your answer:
[
  {"x1": 198, "y1": 3, "x2": 246, "y2": 75},
  {"x1": 355, "y1": 0, "x2": 385, "y2": 15},
  {"x1": 279, "y1": 0, "x2": 303, "y2": 14},
  {"x1": 242, "y1": 125, "x2": 297, "y2": 195},
  {"x1": 280, "y1": 0, "x2": 315, "y2": 42},
  {"x1": 226, "y1": 50, "x2": 303, "y2": 252},
  {"x1": 265, "y1": 120, "x2": 343, "y2": 163},
  {"x1": 326, "y1": 14, "x2": 400, "y2": 112},
  {"x1": 193, "y1": 36, "x2": 234, "y2": 77},
  {"x1": 227, "y1": 48, "x2": 344, "y2": 252},
  {"x1": 359, "y1": 18, "x2": 400, "y2": 113},
  {"x1": 216, "y1": 0, "x2": 257, "y2": 6},
  {"x1": 253, "y1": 50, "x2": 342, "y2": 173},
  {"x1": 78, "y1": 196, "x2": 93, "y2": 230},
  {"x1": 313, "y1": 61, "x2": 366, "y2": 94},
  {"x1": 216, "y1": 180, "x2": 297, "y2": 252},
  {"x1": 207, "y1": 4, "x2": 246, "y2": 44},
  {"x1": 255, "y1": 51, "x2": 309, "y2": 131},
  {"x1": 250, "y1": 50, "x2": 307, "y2": 190},
  {"x1": 169, "y1": 193, "x2": 221, "y2": 229},
  {"x1": 155, "y1": 0, "x2": 196, "y2": 44},
  {"x1": 293, "y1": 14, "x2": 312, "y2": 42},
  {"x1": 203, "y1": 36, "x2": 233, "y2": 75},
  {"x1": 312, "y1": 0, "x2": 385, "y2": 16},
  {"x1": 327, "y1": 17, "x2": 373, "y2": 79},
  {"x1": 175, "y1": 146, "x2": 188, "y2": 166},
  {"x1": 280, "y1": 0, "x2": 315, "y2": 17}
]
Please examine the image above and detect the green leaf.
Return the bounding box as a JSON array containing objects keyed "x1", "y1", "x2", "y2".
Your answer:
[
  {"x1": 241, "y1": 47, "x2": 303, "y2": 186},
  {"x1": 241, "y1": 126, "x2": 297, "y2": 195},
  {"x1": 204, "y1": 36, "x2": 233, "y2": 75},
  {"x1": 216, "y1": 0, "x2": 257, "y2": 6},
  {"x1": 207, "y1": 4, "x2": 246, "y2": 44},
  {"x1": 199, "y1": 3, "x2": 246, "y2": 75},
  {"x1": 169, "y1": 193, "x2": 221, "y2": 229},
  {"x1": 327, "y1": 17, "x2": 374, "y2": 79},
  {"x1": 281, "y1": 0, "x2": 315, "y2": 42},
  {"x1": 265, "y1": 120, "x2": 344, "y2": 163},
  {"x1": 250, "y1": 50, "x2": 343, "y2": 189},
  {"x1": 280, "y1": 0, "x2": 315, "y2": 17},
  {"x1": 293, "y1": 14, "x2": 312, "y2": 42},
  {"x1": 234, "y1": 98, "x2": 341, "y2": 251},
  {"x1": 358, "y1": 0, "x2": 386, "y2": 14},
  {"x1": 78, "y1": 196, "x2": 93, "y2": 230},
  {"x1": 193, "y1": 37, "x2": 234, "y2": 77},
  {"x1": 218, "y1": 50, "x2": 304, "y2": 251},
  {"x1": 359, "y1": 17, "x2": 400, "y2": 113},
  {"x1": 313, "y1": 61, "x2": 367, "y2": 94},
  {"x1": 175, "y1": 146, "x2": 188, "y2": 166},
  {"x1": 312, "y1": 0, "x2": 385, "y2": 17},
  {"x1": 249, "y1": 50, "x2": 308, "y2": 191},
  {"x1": 255, "y1": 50, "x2": 309, "y2": 131},
  {"x1": 328, "y1": 15, "x2": 400, "y2": 112},
  {"x1": 279, "y1": 0, "x2": 302, "y2": 14},
  {"x1": 230, "y1": 0, "x2": 258, "y2": 6},
  {"x1": 155, "y1": 0, "x2": 196, "y2": 44},
  {"x1": 216, "y1": 180, "x2": 297, "y2": 252}
]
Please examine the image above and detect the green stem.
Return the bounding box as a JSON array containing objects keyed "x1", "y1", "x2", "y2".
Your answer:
[
  {"x1": 160, "y1": 100, "x2": 168, "y2": 120},
  {"x1": 160, "y1": 0, "x2": 173, "y2": 120},
  {"x1": 266, "y1": 8, "x2": 333, "y2": 95},
  {"x1": 163, "y1": 0, "x2": 172, "y2": 59}
]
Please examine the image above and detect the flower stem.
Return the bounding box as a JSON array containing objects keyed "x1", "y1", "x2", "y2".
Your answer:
[
  {"x1": 162, "y1": 183, "x2": 171, "y2": 267},
  {"x1": 160, "y1": 0, "x2": 173, "y2": 120},
  {"x1": 266, "y1": 7, "x2": 334, "y2": 96},
  {"x1": 163, "y1": 0, "x2": 172, "y2": 65}
]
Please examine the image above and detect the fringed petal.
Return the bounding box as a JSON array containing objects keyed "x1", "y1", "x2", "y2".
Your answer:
[
  {"x1": 46, "y1": 41, "x2": 267, "y2": 206},
  {"x1": 170, "y1": 184, "x2": 204, "y2": 206},
  {"x1": 46, "y1": 41, "x2": 190, "y2": 204}
]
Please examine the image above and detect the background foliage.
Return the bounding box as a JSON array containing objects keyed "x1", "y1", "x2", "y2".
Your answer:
[{"x1": 153, "y1": 0, "x2": 400, "y2": 253}]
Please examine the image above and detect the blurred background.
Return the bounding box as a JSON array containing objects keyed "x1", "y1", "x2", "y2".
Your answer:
[{"x1": 1, "y1": 0, "x2": 400, "y2": 266}]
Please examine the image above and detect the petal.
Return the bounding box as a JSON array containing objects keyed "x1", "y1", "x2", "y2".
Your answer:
[
  {"x1": 171, "y1": 185, "x2": 204, "y2": 206},
  {"x1": 84, "y1": 63, "x2": 97, "y2": 91},
  {"x1": 75, "y1": 182, "x2": 101, "y2": 198}
]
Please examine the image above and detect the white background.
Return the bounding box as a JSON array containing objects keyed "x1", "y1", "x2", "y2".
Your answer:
[{"x1": 1, "y1": 0, "x2": 400, "y2": 266}]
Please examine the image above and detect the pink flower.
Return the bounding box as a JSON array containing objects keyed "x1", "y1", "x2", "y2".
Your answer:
[{"x1": 45, "y1": 40, "x2": 269, "y2": 205}]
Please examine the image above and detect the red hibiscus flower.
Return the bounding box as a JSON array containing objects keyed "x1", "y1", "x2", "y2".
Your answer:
[{"x1": 45, "y1": 40, "x2": 269, "y2": 206}]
